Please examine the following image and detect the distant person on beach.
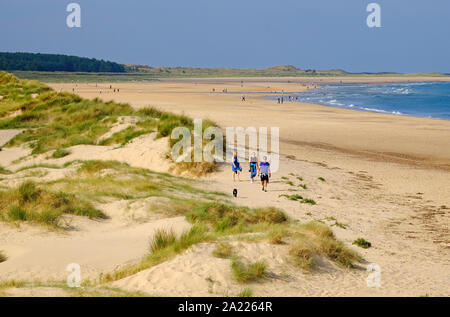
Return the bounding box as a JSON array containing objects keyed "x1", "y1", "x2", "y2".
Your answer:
[
  {"x1": 232, "y1": 152, "x2": 242, "y2": 181},
  {"x1": 249, "y1": 152, "x2": 258, "y2": 183},
  {"x1": 258, "y1": 156, "x2": 271, "y2": 192},
  {"x1": 242, "y1": 96, "x2": 246, "y2": 102}
]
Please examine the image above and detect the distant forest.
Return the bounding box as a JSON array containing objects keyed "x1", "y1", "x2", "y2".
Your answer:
[{"x1": 0, "y1": 52, "x2": 125, "y2": 72}]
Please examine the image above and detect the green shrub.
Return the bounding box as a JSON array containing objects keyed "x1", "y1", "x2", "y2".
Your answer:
[
  {"x1": 300, "y1": 198, "x2": 316, "y2": 205},
  {"x1": 352, "y1": 238, "x2": 372, "y2": 249},
  {"x1": 7, "y1": 206, "x2": 28, "y2": 221}
]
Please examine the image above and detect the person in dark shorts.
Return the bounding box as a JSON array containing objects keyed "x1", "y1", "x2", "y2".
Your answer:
[{"x1": 258, "y1": 156, "x2": 271, "y2": 192}]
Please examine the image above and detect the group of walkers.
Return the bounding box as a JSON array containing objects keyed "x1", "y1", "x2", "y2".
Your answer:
[
  {"x1": 277, "y1": 95, "x2": 299, "y2": 104},
  {"x1": 232, "y1": 152, "x2": 271, "y2": 192}
]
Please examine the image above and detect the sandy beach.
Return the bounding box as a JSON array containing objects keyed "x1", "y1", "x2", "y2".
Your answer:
[
  {"x1": 48, "y1": 78, "x2": 450, "y2": 296},
  {"x1": 0, "y1": 76, "x2": 448, "y2": 297}
]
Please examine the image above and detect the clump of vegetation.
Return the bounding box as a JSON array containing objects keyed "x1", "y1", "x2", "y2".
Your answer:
[
  {"x1": 237, "y1": 288, "x2": 253, "y2": 297},
  {"x1": 149, "y1": 228, "x2": 177, "y2": 253},
  {"x1": 279, "y1": 194, "x2": 315, "y2": 205},
  {"x1": 99, "y1": 125, "x2": 154, "y2": 146},
  {"x1": 0, "y1": 280, "x2": 25, "y2": 289},
  {"x1": 0, "y1": 165, "x2": 11, "y2": 174},
  {"x1": 286, "y1": 181, "x2": 294, "y2": 186},
  {"x1": 0, "y1": 251, "x2": 6, "y2": 263},
  {"x1": 318, "y1": 177, "x2": 326, "y2": 182},
  {"x1": 281, "y1": 176, "x2": 288, "y2": 180},
  {"x1": 231, "y1": 257, "x2": 267, "y2": 283},
  {"x1": 352, "y1": 238, "x2": 372, "y2": 249},
  {"x1": 279, "y1": 194, "x2": 303, "y2": 201},
  {"x1": 212, "y1": 242, "x2": 233, "y2": 258},
  {"x1": 289, "y1": 221, "x2": 361, "y2": 270},
  {"x1": 300, "y1": 198, "x2": 316, "y2": 205},
  {"x1": 186, "y1": 203, "x2": 287, "y2": 233},
  {"x1": 333, "y1": 221, "x2": 347, "y2": 229},
  {"x1": 0, "y1": 180, "x2": 106, "y2": 227},
  {"x1": 298, "y1": 184, "x2": 307, "y2": 190},
  {"x1": 52, "y1": 148, "x2": 70, "y2": 159},
  {"x1": 296, "y1": 176, "x2": 303, "y2": 181},
  {"x1": 289, "y1": 240, "x2": 315, "y2": 270},
  {"x1": 268, "y1": 227, "x2": 288, "y2": 245}
]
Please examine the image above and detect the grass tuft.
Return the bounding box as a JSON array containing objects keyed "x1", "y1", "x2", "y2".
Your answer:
[
  {"x1": 231, "y1": 257, "x2": 267, "y2": 283},
  {"x1": 212, "y1": 242, "x2": 233, "y2": 258},
  {"x1": 52, "y1": 148, "x2": 70, "y2": 158},
  {"x1": 289, "y1": 221, "x2": 361, "y2": 270},
  {"x1": 289, "y1": 241, "x2": 315, "y2": 271},
  {"x1": 187, "y1": 203, "x2": 287, "y2": 233},
  {"x1": 237, "y1": 288, "x2": 253, "y2": 297},
  {"x1": 0, "y1": 181, "x2": 106, "y2": 227},
  {"x1": 149, "y1": 228, "x2": 176, "y2": 253}
]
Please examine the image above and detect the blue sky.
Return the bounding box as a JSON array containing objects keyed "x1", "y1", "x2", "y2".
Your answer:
[{"x1": 1, "y1": 0, "x2": 449, "y2": 73}]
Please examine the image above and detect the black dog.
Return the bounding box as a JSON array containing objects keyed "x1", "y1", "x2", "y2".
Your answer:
[{"x1": 233, "y1": 188, "x2": 238, "y2": 197}]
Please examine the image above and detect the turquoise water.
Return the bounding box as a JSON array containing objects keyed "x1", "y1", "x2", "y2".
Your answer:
[{"x1": 270, "y1": 82, "x2": 450, "y2": 120}]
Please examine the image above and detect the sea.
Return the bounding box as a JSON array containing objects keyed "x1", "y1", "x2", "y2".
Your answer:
[{"x1": 267, "y1": 81, "x2": 450, "y2": 120}]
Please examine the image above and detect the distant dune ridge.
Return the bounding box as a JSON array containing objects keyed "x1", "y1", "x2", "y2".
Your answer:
[{"x1": 1, "y1": 52, "x2": 449, "y2": 82}]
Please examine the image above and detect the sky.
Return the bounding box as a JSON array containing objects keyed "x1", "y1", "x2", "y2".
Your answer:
[{"x1": 0, "y1": 0, "x2": 449, "y2": 73}]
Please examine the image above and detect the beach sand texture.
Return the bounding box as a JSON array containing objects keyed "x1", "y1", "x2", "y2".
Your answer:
[{"x1": 0, "y1": 77, "x2": 448, "y2": 297}]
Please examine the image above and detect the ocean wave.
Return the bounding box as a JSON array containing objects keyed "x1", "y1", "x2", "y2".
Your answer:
[{"x1": 362, "y1": 107, "x2": 389, "y2": 113}]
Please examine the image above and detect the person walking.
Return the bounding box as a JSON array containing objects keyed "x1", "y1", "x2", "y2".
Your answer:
[
  {"x1": 249, "y1": 152, "x2": 258, "y2": 183},
  {"x1": 258, "y1": 156, "x2": 271, "y2": 192},
  {"x1": 232, "y1": 152, "x2": 241, "y2": 182}
]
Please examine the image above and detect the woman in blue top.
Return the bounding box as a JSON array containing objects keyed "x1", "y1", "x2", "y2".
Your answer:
[
  {"x1": 258, "y1": 156, "x2": 271, "y2": 192},
  {"x1": 232, "y1": 152, "x2": 241, "y2": 182}
]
